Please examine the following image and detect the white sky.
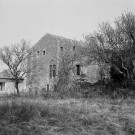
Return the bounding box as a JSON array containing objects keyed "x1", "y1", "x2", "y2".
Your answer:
[{"x1": 0, "y1": 0, "x2": 135, "y2": 71}]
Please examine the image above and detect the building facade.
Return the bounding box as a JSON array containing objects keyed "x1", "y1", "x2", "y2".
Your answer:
[
  {"x1": 0, "y1": 78, "x2": 26, "y2": 95},
  {"x1": 27, "y1": 33, "x2": 100, "y2": 92}
]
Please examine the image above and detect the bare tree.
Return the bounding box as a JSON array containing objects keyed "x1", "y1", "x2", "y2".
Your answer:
[
  {"x1": 56, "y1": 52, "x2": 77, "y2": 91},
  {"x1": 0, "y1": 39, "x2": 36, "y2": 95},
  {"x1": 84, "y1": 11, "x2": 135, "y2": 86}
]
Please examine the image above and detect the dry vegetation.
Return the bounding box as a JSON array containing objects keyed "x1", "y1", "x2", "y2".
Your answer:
[{"x1": 0, "y1": 97, "x2": 135, "y2": 135}]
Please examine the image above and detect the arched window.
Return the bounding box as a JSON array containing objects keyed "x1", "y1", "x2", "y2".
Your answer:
[
  {"x1": 49, "y1": 64, "x2": 56, "y2": 78},
  {"x1": 53, "y1": 65, "x2": 56, "y2": 77},
  {"x1": 49, "y1": 65, "x2": 52, "y2": 78}
]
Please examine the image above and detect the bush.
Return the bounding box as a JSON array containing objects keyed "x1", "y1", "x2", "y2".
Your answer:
[
  {"x1": 41, "y1": 90, "x2": 60, "y2": 99},
  {"x1": 0, "y1": 101, "x2": 39, "y2": 124}
]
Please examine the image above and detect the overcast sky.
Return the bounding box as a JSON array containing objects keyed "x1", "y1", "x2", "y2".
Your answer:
[{"x1": 0, "y1": 0, "x2": 135, "y2": 71}]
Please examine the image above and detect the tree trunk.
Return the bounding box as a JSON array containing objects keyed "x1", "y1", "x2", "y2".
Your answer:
[{"x1": 15, "y1": 80, "x2": 20, "y2": 95}]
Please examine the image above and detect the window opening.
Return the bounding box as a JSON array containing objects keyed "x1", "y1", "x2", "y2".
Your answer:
[
  {"x1": 60, "y1": 47, "x2": 63, "y2": 52},
  {"x1": 43, "y1": 51, "x2": 45, "y2": 55},
  {"x1": 47, "y1": 85, "x2": 49, "y2": 91},
  {"x1": 76, "y1": 65, "x2": 80, "y2": 75},
  {"x1": 53, "y1": 65, "x2": 56, "y2": 77},
  {"x1": 73, "y1": 46, "x2": 75, "y2": 51},
  {"x1": 50, "y1": 65, "x2": 52, "y2": 78},
  {"x1": 0, "y1": 82, "x2": 5, "y2": 91},
  {"x1": 50, "y1": 64, "x2": 56, "y2": 78}
]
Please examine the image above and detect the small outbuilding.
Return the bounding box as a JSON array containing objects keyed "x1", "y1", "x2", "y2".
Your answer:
[{"x1": 0, "y1": 77, "x2": 26, "y2": 94}]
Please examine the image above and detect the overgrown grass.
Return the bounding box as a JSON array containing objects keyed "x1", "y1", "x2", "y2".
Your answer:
[{"x1": 0, "y1": 97, "x2": 135, "y2": 135}]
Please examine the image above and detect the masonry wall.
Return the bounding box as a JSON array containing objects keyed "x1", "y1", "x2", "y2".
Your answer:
[
  {"x1": 27, "y1": 33, "x2": 102, "y2": 92},
  {"x1": 0, "y1": 80, "x2": 26, "y2": 95},
  {"x1": 27, "y1": 34, "x2": 59, "y2": 92},
  {"x1": 27, "y1": 34, "x2": 82, "y2": 92}
]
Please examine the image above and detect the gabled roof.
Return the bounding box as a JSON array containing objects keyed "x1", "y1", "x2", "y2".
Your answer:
[
  {"x1": 0, "y1": 70, "x2": 24, "y2": 82},
  {"x1": 39, "y1": 33, "x2": 81, "y2": 44},
  {"x1": 0, "y1": 70, "x2": 12, "y2": 78},
  {"x1": 32, "y1": 33, "x2": 83, "y2": 50}
]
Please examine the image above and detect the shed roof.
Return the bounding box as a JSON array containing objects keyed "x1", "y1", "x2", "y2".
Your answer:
[{"x1": 0, "y1": 78, "x2": 24, "y2": 83}]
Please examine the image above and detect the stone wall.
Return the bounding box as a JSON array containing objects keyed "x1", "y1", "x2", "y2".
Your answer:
[
  {"x1": 27, "y1": 33, "x2": 101, "y2": 92},
  {"x1": 0, "y1": 79, "x2": 26, "y2": 95},
  {"x1": 27, "y1": 34, "x2": 58, "y2": 91},
  {"x1": 27, "y1": 33, "x2": 82, "y2": 91}
]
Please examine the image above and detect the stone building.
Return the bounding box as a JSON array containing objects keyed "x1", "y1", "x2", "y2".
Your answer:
[
  {"x1": 27, "y1": 33, "x2": 100, "y2": 92},
  {"x1": 0, "y1": 77, "x2": 26, "y2": 95},
  {"x1": 0, "y1": 70, "x2": 26, "y2": 95}
]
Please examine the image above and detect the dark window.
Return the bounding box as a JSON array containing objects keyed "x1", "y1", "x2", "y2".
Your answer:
[
  {"x1": 53, "y1": 65, "x2": 56, "y2": 69},
  {"x1": 43, "y1": 51, "x2": 45, "y2": 55},
  {"x1": 53, "y1": 70, "x2": 56, "y2": 77},
  {"x1": 50, "y1": 64, "x2": 56, "y2": 78},
  {"x1": 47, "y1": 85, "x2": 49, "y2": 91},
  {"x1": 60, "y1": 47, "x2": 63, "y2": 52},
  {"x1": 50, "y1": 65, "x2": 52, "y2": 78},
  {"x1": 76, "y1": 65, "x2": 80, "y2": 75},
  {"x1": 0, "y1": 82, "x2": 5, "y2": 91},
  {"x1": 37, "y1": 51, "x2": 39, "y2": 55},
  {"x1": 73, "y1": 46, "x2": 75, "y2": 51},
  {"x1": 0, "y1": 82, "x2": 2, "y2": 91},
  {"x1": 53, "y1": 65, "x2": 56, "y2": 77}
]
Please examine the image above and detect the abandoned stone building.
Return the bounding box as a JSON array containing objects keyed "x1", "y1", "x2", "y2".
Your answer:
[
  {"x1": 27, "y1": 33, "x2": 100, "y2": 92},
  {"x1": 0, "y1": 77, "x2": 26, "y2": 94}
]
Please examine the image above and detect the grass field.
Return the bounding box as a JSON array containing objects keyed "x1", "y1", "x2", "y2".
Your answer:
[{"x1": 0, "y1": 97, "x2": 135, "y2": 135}]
